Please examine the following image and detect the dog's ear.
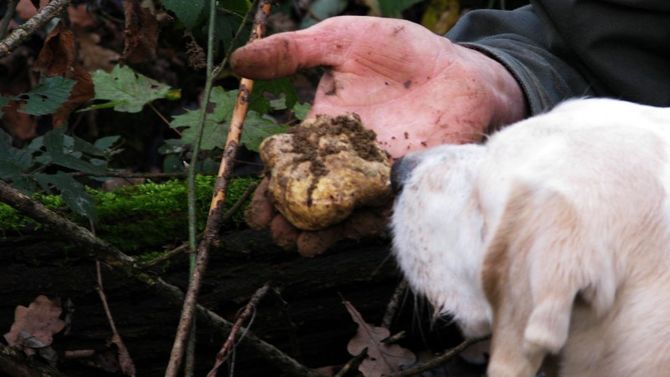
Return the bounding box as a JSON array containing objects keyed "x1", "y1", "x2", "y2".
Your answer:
[{"x1": 483, "y1": 185, "x2": 615, "y2": 372}]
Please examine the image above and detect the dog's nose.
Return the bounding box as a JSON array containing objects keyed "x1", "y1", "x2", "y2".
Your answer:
[{"x1": 391, "y1": 156, "x2": 418, "y2": 194}]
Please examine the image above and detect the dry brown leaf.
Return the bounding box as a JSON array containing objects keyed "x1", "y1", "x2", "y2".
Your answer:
[
  {"x1": 78, "y1": 32, "x2": 120, "y2": 72},
  {"x1": 2, "y1": 101, "x2": 37, "y2": 141},
  {"x1": 15, "y1": 0, "x2": 48, "y2": 20},
  {"x1": 344, "y1": 301, "x2": 415, "y2": 377},
  {"x1": 34, "y1": 22, "x2": 76, "y2": 75},
  {"x1": 4, "y1": 295, "x2": 66, "y2": 354},
  {"x1": 122, "y1": 0, "x2": 159, "y2": 64},
  {"x1": 68, "y1": 4, "x2": 98, "y2": 29},
  {"x1": 34, "y1": 23, "x2": 95, "y2": 127}
]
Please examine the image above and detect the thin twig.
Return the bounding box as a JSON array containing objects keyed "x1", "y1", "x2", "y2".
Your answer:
[
  {"x1": 91, "y1": 219, "x2": 136, "y2": 377},
  {"x1": 333, "y1": 350, "x2": 367, "y2": 377},
  {"x1": 0, "y1": 0, "x2": 18, "y2": 39},
  {"x1": 381, "y1": 280, "x2": 408, "y2": 329},
  {"x1": 96, "y1": 261, "x2": 137, "y2": 377},
  {"x1": 148, "y1": 102, "x2": 176, "y2": 131},
  {"x1": 165, "y1": 2, "x2": 273, "y2": 376},
  {"x1": 207, "y1": 283, "x2": 271, "y2": 377},
  {"x1": 0, "y1": 0, "x2": 70, "y2": 57},
  {"x1": 385, "y1": 336, "x2": 490, "y2": 377},
  {"x1": 0, "y1": 180, "x2": 319, "y2": 377}
]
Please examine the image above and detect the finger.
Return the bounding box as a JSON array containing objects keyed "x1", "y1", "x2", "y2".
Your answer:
[
  {"x1": 245, "y1": 178, "x2": 274, "y2": 230},
  {"x1": 231, "y1": 16, "x2": 356, "y2": 79},
  {"x1": 270, "y1": 215, "x2": 300, "y2": 251}
]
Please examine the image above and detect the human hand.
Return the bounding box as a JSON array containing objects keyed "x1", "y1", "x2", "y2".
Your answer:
[
  {"x1": 231, "y1": 16, "x2": 527, "y2": 158},
  {"x1": 246, "y1": 178, "x2": 389, "y2": 257}
]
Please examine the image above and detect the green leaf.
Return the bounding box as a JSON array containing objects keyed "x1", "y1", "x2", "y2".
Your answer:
[
  {"x1": 34, "y1": 172, "x2": 97, "y2": 221},
  {"x1": 293, "y1": 102, "x2": 311, "y2": 120},
  {"x1": 172, "y1": 109, "x2": 227, "y2": 150},
  {"x1": 170, "y1": 87, "x2": 236, "y2": 150},
  {"x1": 0, "y1": 96, "x2": 10, "y2": 118},
  {"x1": 93, "y1": 135, "x2": 120, "y2": 151},
  {"x1": 17, "y1": 77, "x2": 75, "y2": 116},
  {"x1": 300, "y1": 0, "x2": 347, "y2": 28},
  {"x1": 88, "y1": 65, "x2": 174, "y2": 113},
  {"x1": 0, "y1": 130, "x2": 33, "y2": 180},
  {"x1": 163, "y1": 0, "x2": 206, "y2": 29},
  {"x1": 249, "y1": 78, "x2": 298, "y2": 114},
  {"x1": 222, "y1": 0, "x2": 251, "y2": 16},
  {"x1": 42, "y1": 129, "x2": 107, "y2": 175},
  {"x1": 378, "y1": 0, "x2": 423, "y2": 17},
  {"x1": 73, "y1": 136, "x2": 106, "y2": 157},
  {"x1": 241, "y1": 112, "x2": 288, "y2": 152}
]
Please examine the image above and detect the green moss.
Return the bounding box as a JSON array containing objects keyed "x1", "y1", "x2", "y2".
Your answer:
[{"x1": 0, "y1": 175, "x2": 258, "y2": 253}]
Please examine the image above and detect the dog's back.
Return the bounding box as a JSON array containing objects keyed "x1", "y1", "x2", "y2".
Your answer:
[{"x1": 392, "y1": 98, "x2": 670, "y2": 376}]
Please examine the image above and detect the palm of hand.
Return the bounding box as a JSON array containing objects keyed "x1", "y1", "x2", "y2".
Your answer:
[
  {"x1": 309, "y1": 18, "x2": 501, "y2": 157},
  {"x1": 232, "y1": 16, "x2": 524, "y2": 158}
]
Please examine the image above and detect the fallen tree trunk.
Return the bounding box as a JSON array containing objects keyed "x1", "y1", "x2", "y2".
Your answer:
[{"x1": 0, "y1": 229, "x2": 401, "y2": 376}]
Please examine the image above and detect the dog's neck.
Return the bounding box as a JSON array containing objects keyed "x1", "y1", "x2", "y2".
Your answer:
[{"x1": 392, "y1": 145, "x2": 492, "y2": 336}]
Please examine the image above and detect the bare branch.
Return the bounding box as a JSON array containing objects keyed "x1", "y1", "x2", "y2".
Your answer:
[{"x1": 0, "y1": 0, "x2": 71, "y2": 58}]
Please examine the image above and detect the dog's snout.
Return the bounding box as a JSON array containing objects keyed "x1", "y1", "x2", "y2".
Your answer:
[{"x1": 391, "y1": 156, "x2": 418, "y2": 194}]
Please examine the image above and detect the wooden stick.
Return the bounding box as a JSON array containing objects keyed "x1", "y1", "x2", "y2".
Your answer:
[
  {"x1": 207, "y1": 283, "x2": 271, "y2": 377},
  {"x1": 0, "y1": 0, "x2": 70, "y2": 57},
  {"x1": 164, "y1": 2, "x2": 274, "y2": 376}
]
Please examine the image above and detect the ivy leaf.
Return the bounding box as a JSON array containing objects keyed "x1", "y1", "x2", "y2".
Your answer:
[
  {"x1": 163, "y1": 0, "x2": 206, "y2": 29},
  {"x1": 88, "y1": 65, "x2": 176, "y2": 113},
  {"x1": 378, "y1": 0, "x2": 423, "y2": 17},
  {"x1": 17, "y1": 77, "x2": 75, "y2": 116},
  {"x1": 34, "y1": 172, "x2": 97, "y2": 221},
  {"x1": 242, "y1": 112, "x2": 288, "y2": 152}
]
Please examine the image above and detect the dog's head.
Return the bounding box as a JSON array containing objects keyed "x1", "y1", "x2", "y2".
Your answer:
[{"x1": 391, "y1": 144, "x2": 492, "y2": 337}]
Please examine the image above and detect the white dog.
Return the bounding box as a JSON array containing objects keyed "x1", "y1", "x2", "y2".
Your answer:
[{"x1": 391, "y1": 98, "x2": 670, "y2": 377}]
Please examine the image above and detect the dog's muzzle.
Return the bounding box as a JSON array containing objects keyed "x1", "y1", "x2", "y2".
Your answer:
[{"x1": 391, "y1": 156, "x2": 418, "y2": 194}]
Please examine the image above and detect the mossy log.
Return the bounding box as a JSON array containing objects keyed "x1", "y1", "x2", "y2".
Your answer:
[{"x1": 0, "y1": 178, "x2": 474, "y2": 377}]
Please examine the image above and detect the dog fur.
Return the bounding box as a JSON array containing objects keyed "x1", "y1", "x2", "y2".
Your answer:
[{"x1": 391, "y1": 98, "x2": 670, "y2": 377}]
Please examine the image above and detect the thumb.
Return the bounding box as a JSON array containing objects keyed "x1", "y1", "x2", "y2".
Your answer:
[{"x1": 230, "y1": 16, "x2": 357, "y2": 79}]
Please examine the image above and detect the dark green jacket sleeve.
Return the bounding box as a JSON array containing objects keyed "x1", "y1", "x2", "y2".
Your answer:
[{"x1": 446, "y1": 1, "x2": 670, "y2": 115}]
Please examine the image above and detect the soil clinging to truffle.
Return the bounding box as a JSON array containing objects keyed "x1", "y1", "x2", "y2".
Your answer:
[{"x1": 288, "y1": 114, "x2": 387, "y2": 206}]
